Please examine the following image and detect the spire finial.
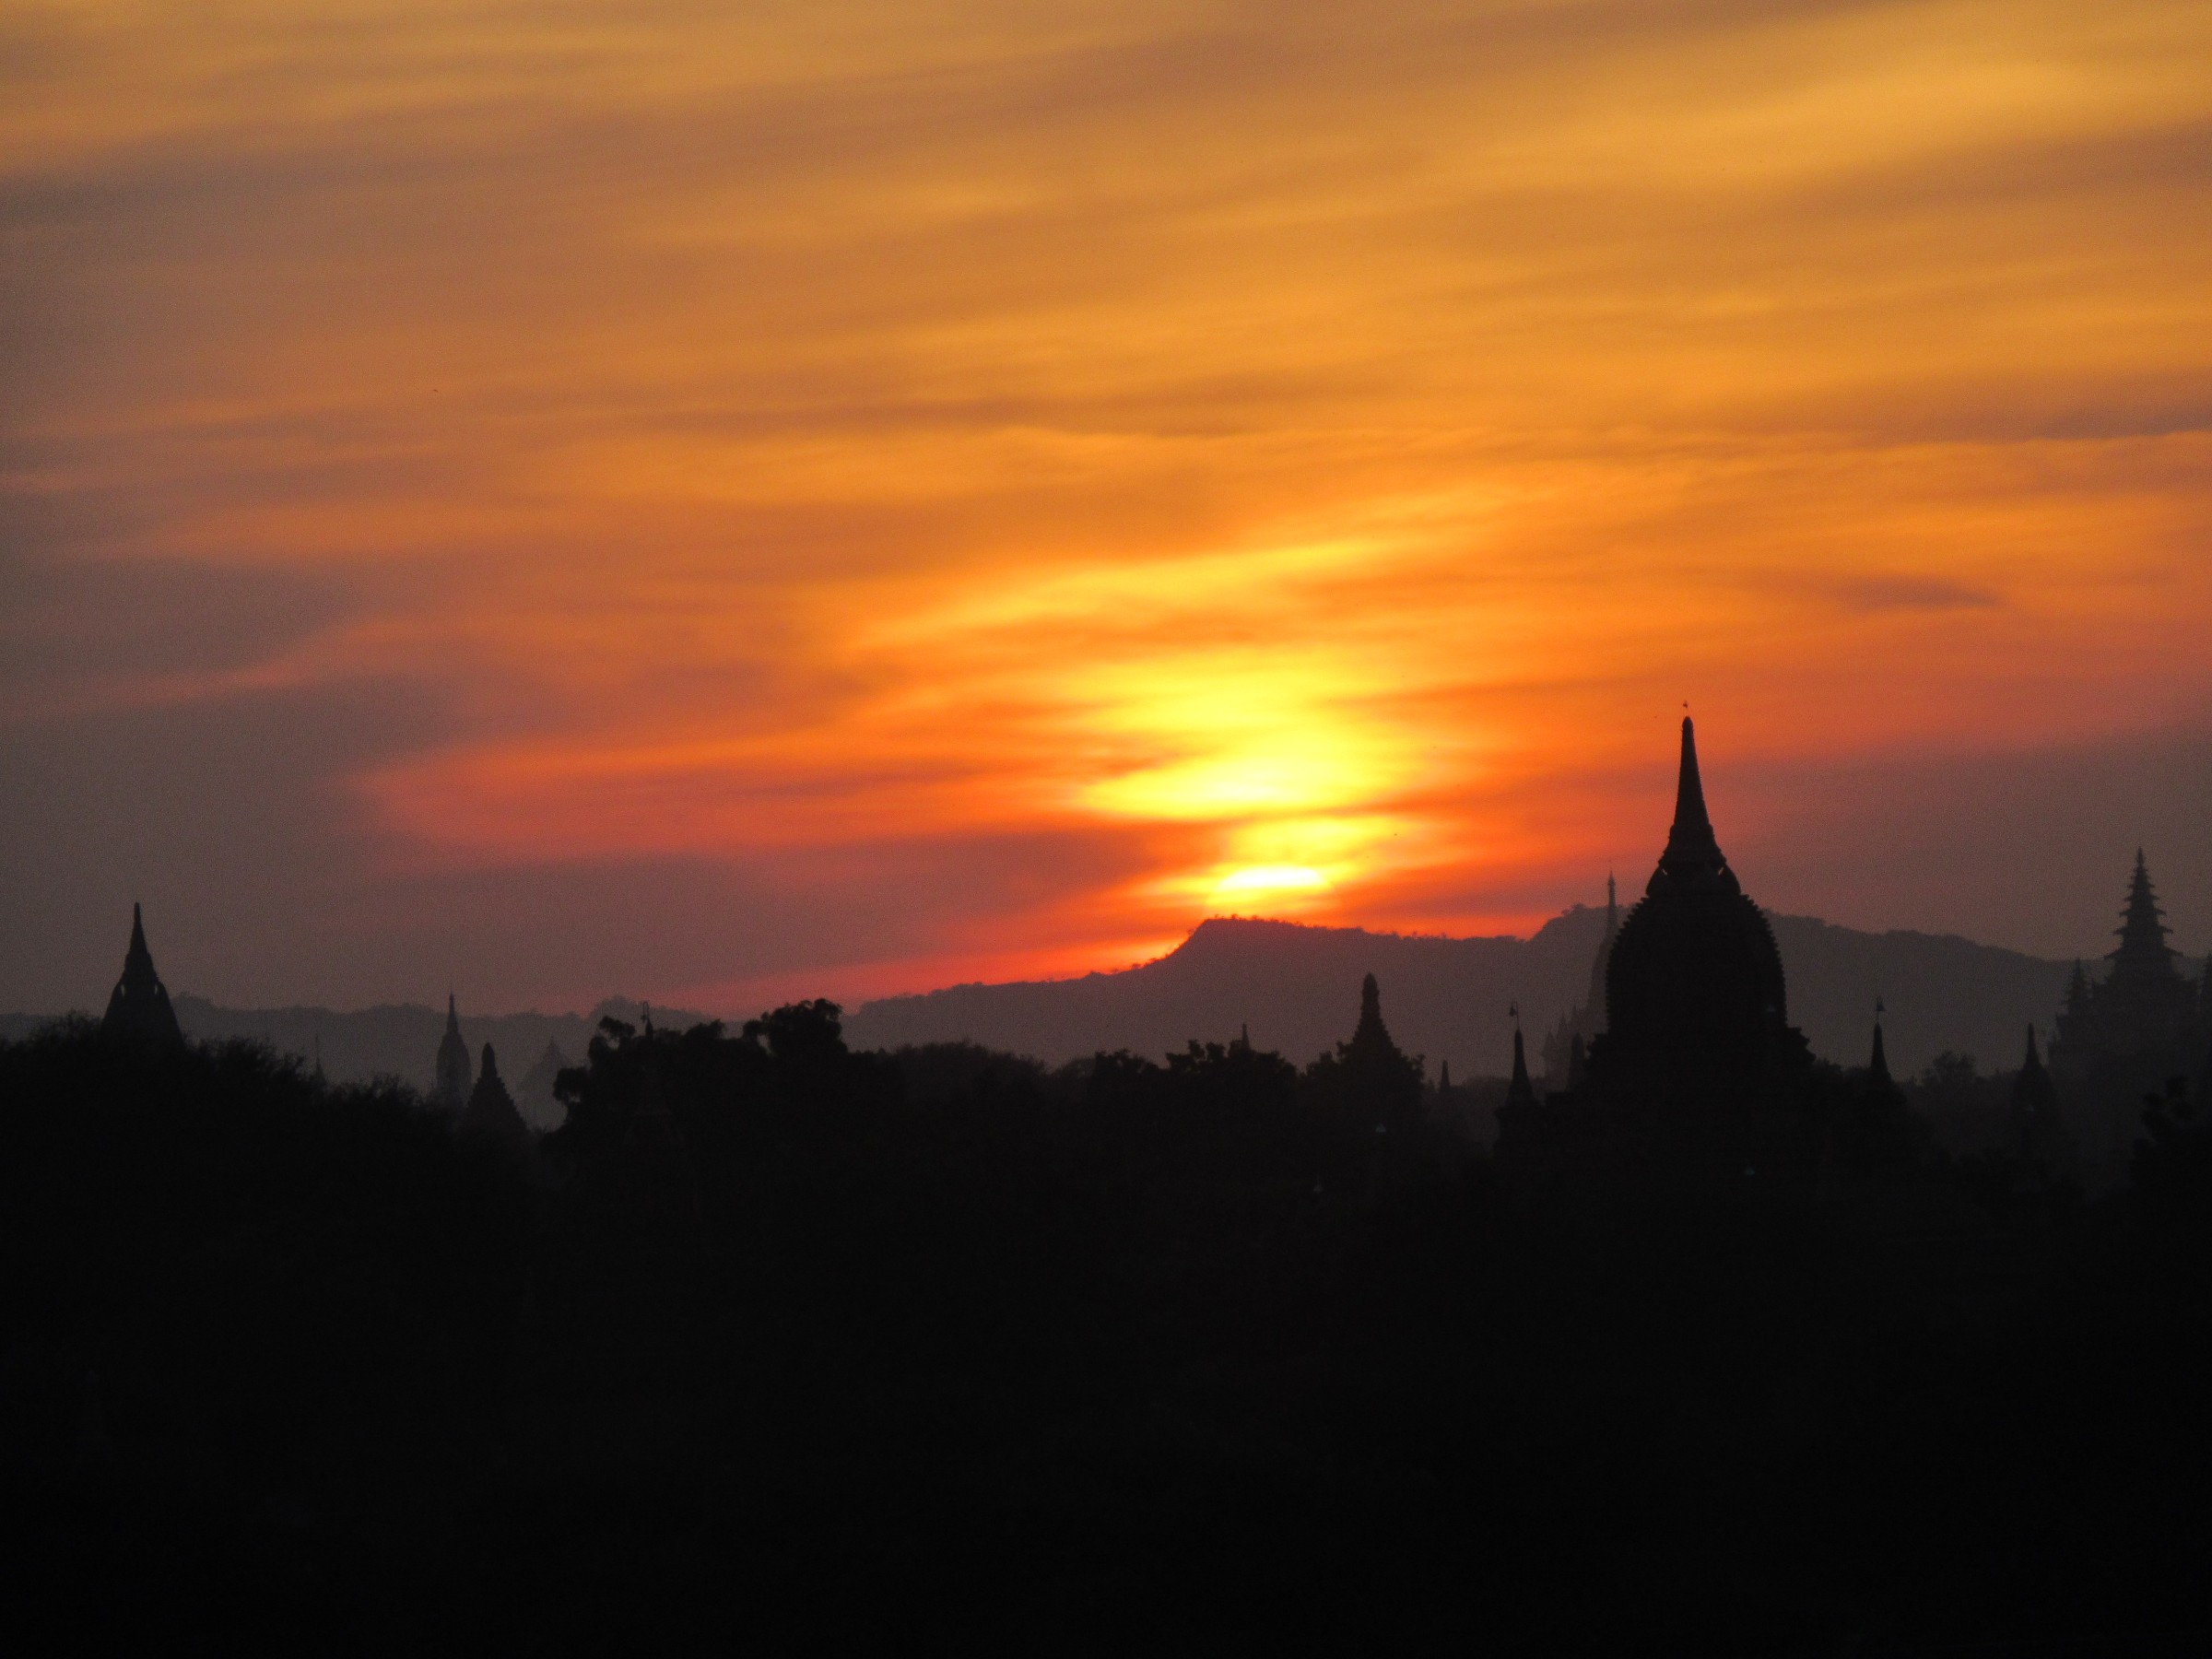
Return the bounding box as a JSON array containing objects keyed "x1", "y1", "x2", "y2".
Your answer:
[
  {"x1": 1675, "y1": 716, "x2": 1712, "y2": 837},
  {"x1": 1648, "y1": 715, "x2": 1735, "y2": 893}
]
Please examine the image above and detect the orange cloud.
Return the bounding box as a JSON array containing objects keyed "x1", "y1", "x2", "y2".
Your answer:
[{"x1": 6, "y1": 0, "x2": 2211, "y2": 1006}]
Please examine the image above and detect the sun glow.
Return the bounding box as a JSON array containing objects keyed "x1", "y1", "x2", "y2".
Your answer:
[
  {"x1": 1211, "y1": 864, "x2": 1330, "y2": 902},
  {"x1": 9, "y1": 0, "x2": 2212, "y2": 1009}
]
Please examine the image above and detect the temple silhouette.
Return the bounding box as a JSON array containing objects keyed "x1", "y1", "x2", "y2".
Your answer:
[
  {"x1": 2049, "y1": 849, "x2": 2210, "y2": 1183},
  {"x1": 100, "y1": 903, "x2": 182, "y2": 1049},
  {"x1": 1498, "y1": 717, "x2": 1819, "y2": 1178},
  {"x1": 74, "y1": 721, "x2": 2212, "y2": 1194},
  {"x1": 433, "y1": 994, "x2": 473, "y2": 1110},
  {"x1": 1539, "y1": 874, "x2": 1616, "y2": 1089}
]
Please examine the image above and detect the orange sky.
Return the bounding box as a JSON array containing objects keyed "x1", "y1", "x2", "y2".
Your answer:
[{"x1": 5, "y1": 0, "x2": 2211, "y2": 1014}]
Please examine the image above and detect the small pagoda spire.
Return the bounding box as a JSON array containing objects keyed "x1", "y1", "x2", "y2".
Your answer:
[
  {"x1": 433, "y1": 992, "x2": 473, "y2": 1110},
  {"x1": 2010, "y1": 1023, "x2": 2060, "y2": 1155},
  {"x1": 1504, "y1": 1018, "x2": 1538, "y2": 1113},
  {"x1": 1347, "y1": 972, "x2": 1394, "y2": 1055},
  {"x1": 1584, "y1": 872, "x2": 1622, "y2": 1036},
  {"x1": 1868, "y1": 996, "x2": 1891, "y2": 1088},
  {"x1": 101, "y1": 902, "x2": 183, "y2": 1048},
  {"x1": 1650, "y1": 716, "x2": 1738, "y2": 895},
  {"x1": 458, "y1": 1041, "x2": 531, "y2": 1154}
]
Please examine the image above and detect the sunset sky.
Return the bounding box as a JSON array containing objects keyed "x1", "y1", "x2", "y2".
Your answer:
[{"x1": 6, "y1": 0, "x2": 2211, "y2": 1016}]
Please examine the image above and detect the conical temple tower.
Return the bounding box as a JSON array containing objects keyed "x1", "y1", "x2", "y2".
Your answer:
[
  {"x1": 1866, "y1": 1005, "x2": 1894, "y2": 1094},
  {"x1": 101, "y1": 904, "x2": 183, "y2": 1048},
  {"x1": 459, "y1": 1041, "x2": 532, "y2": 1153},
  {"x1": 1504, "y1": 1023, "x2": 1538, "y2": 1115},
  {"x1": 433, "y1": 994, "x2": 473, "y2": 1110}
]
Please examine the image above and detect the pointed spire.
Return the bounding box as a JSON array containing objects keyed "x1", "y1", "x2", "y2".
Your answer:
[
  {"x1": 1674, "y1": 715, "x2": 1713, "y2": 834},
  {"x1": 1439, "y1": 1058, "x2": 1452, "y2": 1093},
  {"x1": 102, "y1": 903, "x2": 183, "y2": 1048},
  {"x1": 460, "y1": 1040, "x2": 530, "y2": 1153},
  {"x1": 1648, "y1": 716, "x2": 1738, "y2": 895},
  {"x1": 1505, "y1": 1026, "x2": 1538, "y2": 1112},
  {"x1": 2010, "y1": 1021, "x2": 2059, "y2": 1135},
  {"x1": 1239, "y1": 1021, "x2": 1250, "y2": 1050},
  {"x1": 1868, "y1": 1023, "x2": 1891, "y2": 1089},
  {"x1": 1606, "y1": 872, "x2": 1618, "y2": 923},
  {"x1": 433, "y1": 992, "x2": 473, "y2": 1110},
  {"x1": 1346, "y1": 972, "x2": 1395, "y2": 1057}
]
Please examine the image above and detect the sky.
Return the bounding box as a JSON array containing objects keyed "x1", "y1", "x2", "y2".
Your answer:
[{"x1": 5, "y1": 0, "x2": 2211, "y2": 1017}]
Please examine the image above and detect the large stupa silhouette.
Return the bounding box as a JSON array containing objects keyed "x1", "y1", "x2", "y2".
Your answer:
[
  {"x1": 1587, "y1": 715, "x2": 1800, "y2": 1111},
  {"x1": 1499, "y1": 717, "x2": 1817, "y2": 1175}
]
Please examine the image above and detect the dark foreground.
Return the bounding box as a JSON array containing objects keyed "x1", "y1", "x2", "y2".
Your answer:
[{"x1": 3, "y1": 1013, "x2": 2208, "y2": 1654}]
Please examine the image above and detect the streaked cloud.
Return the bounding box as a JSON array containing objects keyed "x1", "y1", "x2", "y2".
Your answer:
[{"x1": 4, "y1": 0, "x2": 2209, "y2": 1009}]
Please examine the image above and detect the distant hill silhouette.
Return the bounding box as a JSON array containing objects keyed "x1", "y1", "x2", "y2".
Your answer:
[
  {"x1": 0, "y1": 909, "x2": 2124, "y2": 1108},
  {"x1": 846, "y1": 910, "x2": 2093, "y2": 1077}
]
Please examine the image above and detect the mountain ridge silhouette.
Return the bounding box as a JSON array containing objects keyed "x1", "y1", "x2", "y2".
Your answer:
[
  {"x1": 846, "y1": 909, "x2": 2092, "y2": 1077},
  {"x1": 2, "y1": 909, "x2": 2122, "y2": 1096}
]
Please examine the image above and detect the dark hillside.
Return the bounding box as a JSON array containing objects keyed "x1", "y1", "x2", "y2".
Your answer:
[{"x1": 849, "y1": 910, "x2": 2079, "y2": 1076}]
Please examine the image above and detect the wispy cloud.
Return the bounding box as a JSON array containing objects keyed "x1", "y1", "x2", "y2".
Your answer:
[{"x1": 4, "y1": 0, "x2": 2210, "y2": 1006}]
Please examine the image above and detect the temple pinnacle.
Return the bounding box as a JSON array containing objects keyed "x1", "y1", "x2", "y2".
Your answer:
[{"x1": 1650, "y1": 716, "x2": 1737, "y2": 894}]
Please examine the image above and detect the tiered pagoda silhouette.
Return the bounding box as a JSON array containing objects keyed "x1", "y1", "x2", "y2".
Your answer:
[{"x1": 2049, "y1": 850, "x2": 2209, "y2": 1183}]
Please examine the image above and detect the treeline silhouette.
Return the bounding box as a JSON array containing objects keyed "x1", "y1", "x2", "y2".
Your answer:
[{"x1": 5, "y1": 1006, "x2": 2210, "y2": 1651}]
